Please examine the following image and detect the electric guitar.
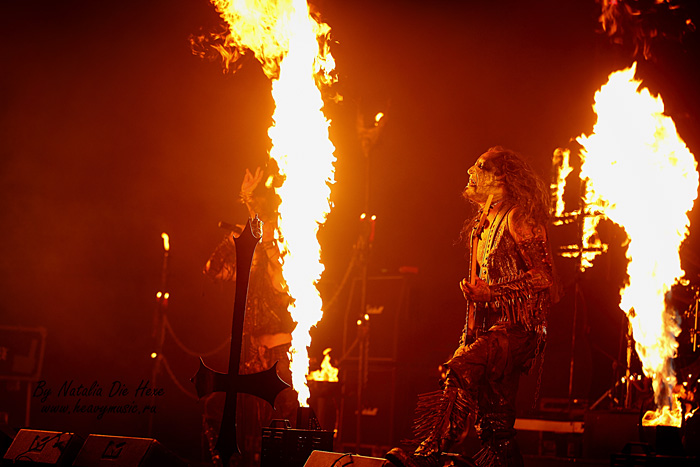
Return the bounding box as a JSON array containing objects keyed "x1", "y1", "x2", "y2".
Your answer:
[{"x1": 465, "y1": 194, "x2": 493, "y2": 342}]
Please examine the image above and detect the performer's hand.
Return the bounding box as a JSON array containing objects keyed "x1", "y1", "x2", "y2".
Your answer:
[
  {"x1": 460, "y1": 277, "x2": 491, "y2": 302},
  {"x1": 241, "y1": 167, "x2": 264, "y2": 196}
]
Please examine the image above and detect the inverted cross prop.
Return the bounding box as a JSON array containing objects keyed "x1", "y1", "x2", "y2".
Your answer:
[{"x1": 191, "y1": 216, "x2": 290, "y2": 465}]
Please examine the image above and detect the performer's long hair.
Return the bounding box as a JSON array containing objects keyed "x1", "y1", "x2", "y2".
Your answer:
[
  {"x1": 486, "y1": 146, "x2": 550, "y2": 225},
  {"x1": 460, "y1": 146, "x2": 551, "y2": 242}
]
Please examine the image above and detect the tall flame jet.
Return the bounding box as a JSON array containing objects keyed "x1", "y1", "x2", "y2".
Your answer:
[
  {"x1": 208, "y1": 0, "x2": 336, "y2": 405},
  {"x1": 577, "y1": 63, "x2": 698, "y2": 425}
]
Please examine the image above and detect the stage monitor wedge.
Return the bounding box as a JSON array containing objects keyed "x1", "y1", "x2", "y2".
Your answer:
[
  {"x1": 72, "y1": 434, "x2": 186, "y2": 467},
  {"x1": 3, "y1": 429, "x2": 83, "y2": 465},
  {"x1": 304, "y1": 450, "x2": 390, "y2": 467}
]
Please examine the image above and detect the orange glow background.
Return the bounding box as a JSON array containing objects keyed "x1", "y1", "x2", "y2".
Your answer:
[{"x1": 1, "y1": 0, "x2": 700, "y2": 461}]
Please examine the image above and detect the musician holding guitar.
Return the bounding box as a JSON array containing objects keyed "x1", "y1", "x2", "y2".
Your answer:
[{"x1": 387, "y1": 147, "x2": 555, "y2": 467}]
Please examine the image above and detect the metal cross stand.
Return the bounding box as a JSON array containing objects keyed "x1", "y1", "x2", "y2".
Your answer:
[
  {"x1": 191, "y1": 217, "x2": 290, "y2": 466},
  {"x1": 550, "y1": 148, "x2": 620, "y2": 409}
]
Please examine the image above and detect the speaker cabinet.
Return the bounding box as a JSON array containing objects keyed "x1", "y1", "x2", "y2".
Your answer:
[
  {"x1": 583, "y1": 410, "x2": 639, "y2": 459},
  {"x1": 2, "y1": 429, "x2": 83, "y2": 465},
  {"x1": 260, "y1": 424, "x2": 333, "y2": 467},
  {"x1": 338, "y1": 275, "x2": 416, "y2": 450},
  {"x1": 304, "y1": 450, "x2": 390, "y2": 467},
  {"x1": 72, "y1": 434, "x2": 186, "y2": 466},
  {"x1": 342, "y1": 276, "x2": 410, "y2": 361},
  {"x1": 339, "y1": 362, "x2": 398, "y2": 448}
]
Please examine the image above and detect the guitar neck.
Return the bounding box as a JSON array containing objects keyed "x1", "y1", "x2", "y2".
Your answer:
[
  {"x1": 469, "y1": 194, "x2": 494, "y2": 286},
  {"x1": 466, "y1": 194, "x2": 493, "y2": 337}
]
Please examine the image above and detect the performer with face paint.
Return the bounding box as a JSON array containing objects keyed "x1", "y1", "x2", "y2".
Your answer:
[{"x1": 386, "y1": 147, "x2": 555, "y2": 467}]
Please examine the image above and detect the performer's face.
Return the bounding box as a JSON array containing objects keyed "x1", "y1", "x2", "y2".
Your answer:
[{"x1": 463, "y1": 152, "x2": 505, "y2": 204}]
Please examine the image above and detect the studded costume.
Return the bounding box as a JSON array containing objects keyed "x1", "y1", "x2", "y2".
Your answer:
[{"x1": 454, "y1": 202, "x2": 551, "y2": 466}]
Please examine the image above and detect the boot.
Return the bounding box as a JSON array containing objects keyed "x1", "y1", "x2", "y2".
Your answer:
[
  {"x1": 472, "y1": 392, "x2": 522, "y2": 467},
  {"x1": 385, "y1": 385, "x2": 476, "y2": 467},
  {"x1": 472, "y1": 433, "x2": 523, "y2": 467}
]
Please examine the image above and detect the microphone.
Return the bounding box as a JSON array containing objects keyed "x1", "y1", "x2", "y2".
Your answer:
[
  {"x1": 218, "y1": 221, "x2": 237, "y2": 231},
  {"x1": 218, "y1": 221, "x2": 245, "y2": 236}
]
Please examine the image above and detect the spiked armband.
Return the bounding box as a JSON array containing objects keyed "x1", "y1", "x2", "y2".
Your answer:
[{"x1": 239, "y1": 190, "x2": 254, "y2": 205}]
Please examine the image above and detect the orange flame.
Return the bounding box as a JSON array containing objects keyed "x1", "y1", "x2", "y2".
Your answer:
[
  {"x1": 307, "y1": 348, "x2": 338, "y2": 382},
  {"x1": 207, "y1": 0, "x2": 336, "y2": 406},
  {"x1": 551, "y1": 148, "x2": 573, "y2": 219},
  {"x1": 576, "y1": 63, "x2": 698, "y2": 425},
  {"x1": 161, "y1": 232, "x2": 170, "y2": 252},
  {"x1": 642, "y1": 393, "x2": 682, "y2": 427},
  {"x1": 580, "y1": 194, "x2": 608, "y2": 271},
  {"x1": 597, "y1": 0, "x2": 695, "y2": 60},
  {"x1": 208, "y1": 0, "x2": 334, "y2": 82},
  {"x1": 551, "y1": 148, "x2": 608, "y2": 270}
]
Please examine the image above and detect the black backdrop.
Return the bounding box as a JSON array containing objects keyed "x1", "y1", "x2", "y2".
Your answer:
[{"x1": 2, "y1": 0, "x2": 700, "y2": 462}]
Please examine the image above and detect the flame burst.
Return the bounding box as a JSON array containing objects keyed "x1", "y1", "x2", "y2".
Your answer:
[
  {"x1": 307, "y1": 348, "x2": 338, "y2": 382},
  {"x1": 551, "y1": 148, "x2": 573, "y2": 218},
  {"x1": 577, "y1": 63, "x2": 698, "y2": 425},
  {"x1": 551, "y1": 148, "x2": 608, "y2": 269},
  {"x1": 208, "y1": 0, "x2": 336, "y2": 405}
]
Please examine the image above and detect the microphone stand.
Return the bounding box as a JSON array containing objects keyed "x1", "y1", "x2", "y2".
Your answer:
[
  {"x1": 337, "y1": 110, "x2": 385, "y2": 452},
  {"x1": 149, "y1": 233, "x2": 170, "y2": 436}
]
